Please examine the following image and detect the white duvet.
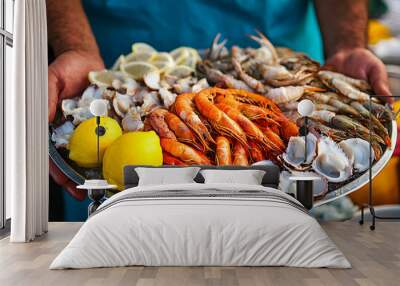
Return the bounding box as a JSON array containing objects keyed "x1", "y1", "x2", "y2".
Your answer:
[{"x1": 50, "y1": 183, "x2": 350, "y2": 269}]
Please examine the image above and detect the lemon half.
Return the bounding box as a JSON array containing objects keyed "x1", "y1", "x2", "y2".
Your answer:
[
  {"x1": 69, "y1": 117, "x2": 122, "y2": 168},
  {"x1": 164, "y1": 65, "x2": 194, "y2": 78},
  {"x1": 120, "y1": 61, "x2": 158, "y2": 80},
  {"x1": 102, "y1": 131, "x2": 163, "y2": 190}
]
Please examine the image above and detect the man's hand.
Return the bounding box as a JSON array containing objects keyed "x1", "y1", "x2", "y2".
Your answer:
[
  {"x1": 325, "y1": 48, "x2": 393, "y2": 103},
  {"x1": 47, "y1": 0, "x2": 105, "y2": 199},
  {"x1": 48, "y1": 50, "x2": 104, "y2": 122},
  {"x1": 315, "y1": 0, "x2": 393, "y2": 103}
]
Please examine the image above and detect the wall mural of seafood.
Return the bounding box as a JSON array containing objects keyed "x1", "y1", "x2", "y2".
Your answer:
[{"x1": 50, "y1": 32, "x2": 396, "y2": 201}]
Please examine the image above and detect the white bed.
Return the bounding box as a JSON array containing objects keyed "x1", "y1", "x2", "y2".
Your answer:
[{"x1": 50, "y1": 182, "x2": 350, "y2": 269}]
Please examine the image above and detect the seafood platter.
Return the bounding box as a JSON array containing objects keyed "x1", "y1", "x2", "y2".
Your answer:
[{"x1": 50, "y1": 32, "x2": 397, "y2": 205}]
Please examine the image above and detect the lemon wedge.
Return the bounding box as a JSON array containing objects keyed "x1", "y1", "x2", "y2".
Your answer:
[
  {"x1": 170, "y1": 47, "x2": 201, "y2": 68},
  {"x1": 149, "y1": 52, "x2": 175, "y2": 72},
  {"x1": 164, "y1": 65, "x2": 195, "y2": 78},
  {"x1": 111, "y1": 55, "x2": 124, "y2": 71},
  {"x1": 150, "y1": 52, "x2": 175, "y2": 64},
  {"x1": 120, "y1": 61, "x2": 158, "y2": 80},
  {"x1": 122, "y1": 52, "x2": 154, "y2": 63},
  {"x1": 132, "y1": 42, "x2": 157, "y2": 54},
  {"x1": 88, "y1": 70, "x2": 118, "y2": 87}
]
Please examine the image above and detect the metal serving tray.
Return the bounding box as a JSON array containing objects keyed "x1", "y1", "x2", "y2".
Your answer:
[{"x1": 49, "y1": 119, "x2": 398, "y2": 206}]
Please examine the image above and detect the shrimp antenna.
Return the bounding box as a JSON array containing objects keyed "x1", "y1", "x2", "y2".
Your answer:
[
  {"x1": 208, "y1": 33, "x2": 228, "y2": 60},
  {"x1": 247, "y1": 29, "x2": 278, "y2": 64}
]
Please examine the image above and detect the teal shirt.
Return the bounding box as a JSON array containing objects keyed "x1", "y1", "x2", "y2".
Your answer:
[{"x1": 83, "y1": 0, "x2": 324, "y2": 67}]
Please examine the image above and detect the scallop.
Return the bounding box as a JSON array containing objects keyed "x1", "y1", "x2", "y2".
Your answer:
[
  {"x1": 282, "y1": 133, "x2": 317, "y2": 171},
  {"x1": 338, "y1": 138, "x2": 374, "y2": 173},
  {"x1": 312, "y1": 136, "x2": 352, "y2": 182}
]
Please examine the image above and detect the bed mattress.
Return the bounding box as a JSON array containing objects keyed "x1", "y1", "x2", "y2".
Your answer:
[{"x1": 50, "y1": 183, "x2": 350, "y2": 269}]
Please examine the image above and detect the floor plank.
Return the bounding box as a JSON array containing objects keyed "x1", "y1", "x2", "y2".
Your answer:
[{"x1": 0, "y1": 221, "x2": 399, "y2": 286}]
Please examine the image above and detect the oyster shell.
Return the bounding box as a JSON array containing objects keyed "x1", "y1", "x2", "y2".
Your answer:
[
  {"x1": 141, "y1": 91, "x2": 161, "y2": 115},
  {"x1": 312, "y1": 136, "x2": 352, "y2": 182},
  {"x1": 143, "y1": 71, "x2": 161, "y2": 90},
  {"x1": 122, "y1": 107, "x2": 144, "y2": 131},
  {"x1": 51, "y1": 121, "x2": 75, "y2": 148},
  {"x1": 123, "y1": 78, "x2": 140, "y2": 96},
  {"x1": 69, "y1": 107, "x2": 93, "y2": 125},
  {"x1": 282, "y1": 133, "x2": 317, "y2": 171},
  {"x1": 338, "y1": 138, "x2": 374, "y2": 173},
  {"x1": 78, "y1": 85, "x2": 103, "y2": 108},
  {"x1": 159, "y1": 88, "x2": 177, "y2": 108},
  {"x1": 112, "y1": 93, "x2": 133, "y2": 118},
  {"x1": 61, "y1": 99, "x2": 78, "y2": 116}
]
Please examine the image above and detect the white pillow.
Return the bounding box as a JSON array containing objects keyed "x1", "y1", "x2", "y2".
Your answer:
[
  {"x1": 200, "y1": 169, "x2": 266, "y2": 185},
  {"x1": 135, "y1": 167, "x2": 200, "y2": 186}
]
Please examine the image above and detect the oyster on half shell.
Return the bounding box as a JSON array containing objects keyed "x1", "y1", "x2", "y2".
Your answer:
[
  {"x1": 282, "y1": 133, "x2": 317, "y2": 171},
  {"x1": 312, "y1": 136, "x2": 352, "y2": 182},
  {"x1": 338, "y1": 138, "x2": 374, "y2": 173}
]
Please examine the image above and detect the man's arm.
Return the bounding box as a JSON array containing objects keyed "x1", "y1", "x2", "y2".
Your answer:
[
  {"x1": 47, "y1": 0, "x2": 100, "y2": 57},
  {"x1": 314, "y1": 0, "x2": 392, "y2": 100},
  {"x1": 47, "y1": 0, "x2": 105, "y2": 196},
  {"x1": 47, "y1": 0, "x2": 104, "y2": 122}
]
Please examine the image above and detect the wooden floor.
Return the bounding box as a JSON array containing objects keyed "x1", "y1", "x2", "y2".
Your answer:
[{"x1": 0, "y1": 221, "x2": 399, "y2": 286}]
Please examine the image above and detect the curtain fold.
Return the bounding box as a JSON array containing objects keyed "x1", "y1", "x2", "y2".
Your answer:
[{"x1": 9, "y1": 0, "x2": 48, "y2": 242}]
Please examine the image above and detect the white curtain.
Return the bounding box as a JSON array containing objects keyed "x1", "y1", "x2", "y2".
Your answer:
[{"x1": 8, "y1": 0, "x2": 49, "y2": 242}]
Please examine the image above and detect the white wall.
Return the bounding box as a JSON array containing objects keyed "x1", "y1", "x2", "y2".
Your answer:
[
  {"x1": 5, "y1": 45, "x2": 12, "y2": 219},
  {"x1": 5, "y1": 0, "x2": 15, "y2": 220}
]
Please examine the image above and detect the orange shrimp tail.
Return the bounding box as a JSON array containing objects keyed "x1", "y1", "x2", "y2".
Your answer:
[
  {"x1": 163, "y1": 152, "x2": 186, "y2": 166},
  {"x1": 279, "y1": 119, "x2": 299, "y2": 141},
  {"x1": 195, "y1": 89, "x2": 247, "y2": 146},
  {"x1": 173, "y1": 93, "x2": 214, "y2": 151},
  {"x1": 249, "y1": 141, "x2": 265, "y2": 163},
  {"x1": 160, "y1": 138, "x2": 211, "y2": 165},
  {"x1": 215, "y1": 136, "x2": 232, "y2": 165},
  {"x1": 232, "y1": 142, "x2": 249, "y2": 166}
]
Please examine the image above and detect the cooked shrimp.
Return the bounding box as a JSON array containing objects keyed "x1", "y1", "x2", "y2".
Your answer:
[
  {"x1": 350, "y1": 101, "x2": 391, "y2": 147},
  {"x1": 232, "y1": 142, "x2": 249, "y2": 166},
  {"x1": 215, "y1": 136, "x2": 232, "y2": 165},
  {"x1": 216, "y1": 102, "x2": 283, "y2": 152},
  {"x1": 160, "y1": 138, "x2": 211, "y2": 165},
  {"x1": 249, "y1": 141, "x2": 266, "y2": 162},
  {"x1": 231, "y1": 46, "x2": 267, "y2": 93},
  {"x1": 163, "y1": 152, "x2": 186, "y2": 166},
  {"x1": 194, "y1": 88, "x2": 248, "y2": 146},
  {"x1": 266, "y1": 86, "x2": 324, "y2": 104},
  {"x1": 318, "y1": 70, "x2": 371, "y2": 91},
  {"x1": 173, "y1": 93, "x2": 214, "y2": 151},
  {"x1": 148, "y1": 109, "x2": 177, "y2": 140},
  {"x1": 196, "y1": 63, "x2": 253, "y2": 91}
]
